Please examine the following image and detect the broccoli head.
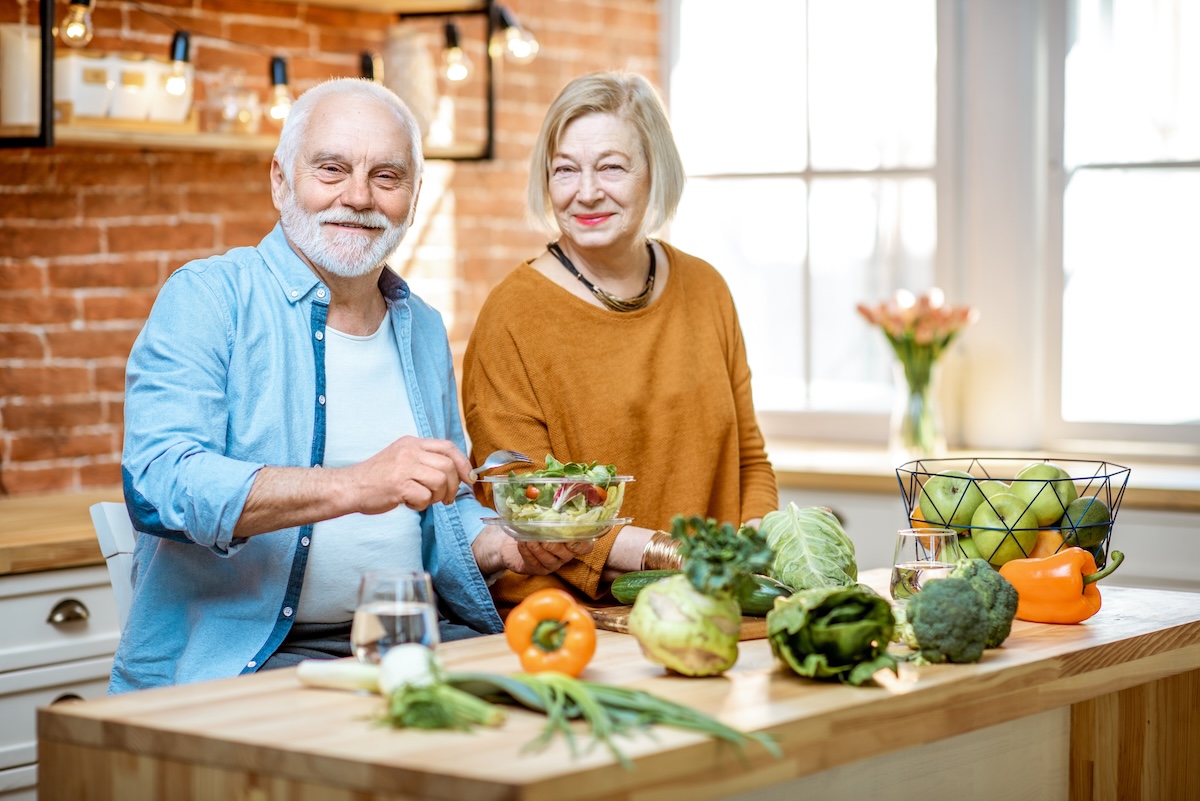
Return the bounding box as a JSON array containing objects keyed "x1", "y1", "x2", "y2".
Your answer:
[
  {"x1": 902, "y1": 577, "x2": 988, "y2": 665},
  {"x1": 950, "y1": 557, "x2": 1019, "y2": 649}
]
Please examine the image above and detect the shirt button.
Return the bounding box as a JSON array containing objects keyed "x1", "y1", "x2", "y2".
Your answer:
[
  {"x1": 318, "y1": 395, "x2": 326, "y2": 405},
  {"x1": 315, "y1": 330, "x2": 324, "y2": 341},
  {"x1": 283, "y1": 607, "x2": 294, "y2": 618},
  {"x1": 301, "y1": 536, "x2": 310, "y2": 547},
  {"x1": 317, "y1": 288, "x2": 327, "y2": 299},
  {"x1": 290, "y1": 290, "x2": 299, "y2": 298},
  {"x1": 247, "y1": 660, "x2": 257, "y2": 668}
]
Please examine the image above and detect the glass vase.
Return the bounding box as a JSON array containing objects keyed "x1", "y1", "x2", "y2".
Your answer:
[{"x1": 889, "y1": 360, "x2": 946, "y2": 462}]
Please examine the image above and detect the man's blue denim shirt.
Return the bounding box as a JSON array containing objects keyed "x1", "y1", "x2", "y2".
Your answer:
[{"x1": 110, "y1": 223, "x2": 503, "y2": 693}]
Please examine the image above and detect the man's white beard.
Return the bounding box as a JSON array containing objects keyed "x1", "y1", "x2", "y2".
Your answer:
[{"x1": 280, "y1": 189, "x2": 410, "y2": 278}]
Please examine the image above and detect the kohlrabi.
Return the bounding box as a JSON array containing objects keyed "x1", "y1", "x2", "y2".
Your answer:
[{"x1": 627, "y1": 515, "x2": 774, "y2": 677}]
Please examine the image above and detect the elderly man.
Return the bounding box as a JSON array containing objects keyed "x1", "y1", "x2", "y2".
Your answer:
[{"x1": 110, "y1": 79, "x2": 586, "y2": 693}]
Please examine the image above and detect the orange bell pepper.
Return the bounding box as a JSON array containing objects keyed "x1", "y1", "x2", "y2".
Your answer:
[
  {"x1": 504, "y1": 588, "x2": 597, "y2": 676},
  {"x1": 998, "y1": 547, "x2": 1125, "y2": 624}
]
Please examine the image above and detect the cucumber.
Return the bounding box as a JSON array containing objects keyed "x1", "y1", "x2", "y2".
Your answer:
[{"x1": 610, "y1": 570, "x2": 793, "y2": 616}]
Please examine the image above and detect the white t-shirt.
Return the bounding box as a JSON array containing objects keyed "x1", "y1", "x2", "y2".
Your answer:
[{"x1": 296, "y1": 317, "x2": 423, "y2": 623}]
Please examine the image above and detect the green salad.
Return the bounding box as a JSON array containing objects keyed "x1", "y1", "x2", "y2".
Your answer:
[{"x1": 492, "y1": 456, "x2": 627, "y2": 525}]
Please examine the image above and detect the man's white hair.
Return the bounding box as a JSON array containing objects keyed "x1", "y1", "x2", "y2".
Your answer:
[{"x1": 273, "y1": 78, "x2": 424, "y2": 187}]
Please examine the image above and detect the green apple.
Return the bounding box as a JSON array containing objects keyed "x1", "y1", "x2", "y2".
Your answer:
[
  {"x1": 1010, "y1": 462, "x2": 1079, "y2": 527},
  {"x1": 919, "y1": 470, "x2": 986, "y2": 532},
  {"x1": 970, "y1": 493, "x2": 1040, "y2": 568},
  {"x1": 958, "y1": 535, "x2": 982, "y2": 561},
  {"x1": 978, "y1": 479, "x2": 1011, "y2": 499},
  {"x1": 1062, "y1": 495, "x2": 1111, "y2": 549}
]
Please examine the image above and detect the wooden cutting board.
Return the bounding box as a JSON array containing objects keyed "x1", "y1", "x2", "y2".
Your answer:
[{"x1": 588, "y1": 605, "x2": 769, "y2": 640}]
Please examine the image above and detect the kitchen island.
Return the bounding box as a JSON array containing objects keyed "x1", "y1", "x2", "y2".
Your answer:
[{"x1": 37, "y1": 569, "x2": 1200, "y2": 801}]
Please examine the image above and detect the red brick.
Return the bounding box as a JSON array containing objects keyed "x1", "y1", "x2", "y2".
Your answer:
[
  {"x1": 1, "y1": 399, "x2": 104, "y2": 430},
  {"x1": 0, "y1": 190, "x2": 81, "y2": 220},
  {"x1": 0, "y1": 264, "x2": 44, "y2": 292},
  {"x1": 187, "y1": 188, "x2": 275, "y2": 216},
  {"x1": 55, "y1": 155, "x2": 155, "y2": 189},
  {"x1": 82, "y1": 190, "x2": 184, "y2": 219},
  {"x1": 0, "y1": 331, "x2": 45, "y2": 359},
  {"x1": 95, "y1": 365, "x2": 127, "y2": 393},
  {"x1": 49, "y1": 259, "x2": 161, "y2": 290},
  {"x1": 9, "y1": 432, "x2": 113, "y2": 462},
  {"x1": 223, "y1": 217, "x2": 279, "y2": 249},
  {"x1": 201, "y1": 0, "x2": 303, "y2": 18},
  {"x1": 83, "y1": 291, "x2": 158, "y2": 321},
  {"x1": 45, "y1": 328, "x2": 141, "y2": 360},
  {"x1": 0, "y1": 296, "x2": 78, "y2": 325},
  {"x1": 316, "y1": 30, "x2": 386, "y2": 58},
  {"x1": 290, "y1": 55, "x2": 360, "y2": 84},
  {"x1": 0, "y1": 366, "x2": 90, "y2": 397},
  {"x1": 107, "y1": 222, "x2": 216, "y2": 255},
  {"x1": 105, "y1": 400, "x2": 124, "y2": 426},
  {"x1": 302, "y1": 5, "x2": 390, "y2": 29},
  {"x1": 157, "y1": 156, "x2": 271, "y2": 189},
  {"x1": 80, "y1": 461, "x2": 123, "y2": 487},
  {"x1": 0, "y1": 226, "x2": 102, "y2": 259},
  {"x1": 226, "y1": 21, "x2": 311, "y2": 51},
  {"x1": 0, "y1": 466, "x2": 76, "y2": 495}
]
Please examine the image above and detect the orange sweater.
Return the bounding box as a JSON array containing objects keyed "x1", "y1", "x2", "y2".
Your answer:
[{"x1": 462, "y1": 243, "x2": 778, "y2": 612}]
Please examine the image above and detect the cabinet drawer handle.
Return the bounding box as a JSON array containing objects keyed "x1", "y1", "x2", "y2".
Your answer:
[
  {"x1": 48, "y1": 598, "x2": 90, "y2": 624},
  {"x1": 52, "y1": 693, "x2": 85, "y2": 704}
]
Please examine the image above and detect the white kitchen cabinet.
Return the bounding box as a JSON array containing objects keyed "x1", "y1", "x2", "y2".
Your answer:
[{"x1": 0, "y1": 566, "x2": 120, "y2": 800}]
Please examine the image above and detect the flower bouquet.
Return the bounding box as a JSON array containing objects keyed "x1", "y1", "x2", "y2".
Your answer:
[{"x1": 857, "y1": 289, "x2": 979, "y2": 458}]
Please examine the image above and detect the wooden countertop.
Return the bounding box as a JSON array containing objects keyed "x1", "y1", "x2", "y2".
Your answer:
[
  {"x1": 0, "y1": 488, "x2": 120, "y2": 576},
  {"x1": 767, "y1": 440, "x2": 1200, "y2": 512},
  {"x1": 37, "y1": 570, "x2": 1200, "y2": 801}
]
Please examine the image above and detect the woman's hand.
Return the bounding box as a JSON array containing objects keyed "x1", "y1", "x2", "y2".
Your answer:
[{"x1": 471, "y1": 526, "x2": 593, "y2": 577}]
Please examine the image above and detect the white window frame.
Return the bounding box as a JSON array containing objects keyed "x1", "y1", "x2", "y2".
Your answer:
[{"x1": 661, "y1": 0, "x2": 1200, "y2": 458}]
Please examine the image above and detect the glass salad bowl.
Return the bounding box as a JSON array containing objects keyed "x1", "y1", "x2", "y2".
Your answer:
[{"x1": 481, "y1": 472, "x2": 633, "y2": 543}]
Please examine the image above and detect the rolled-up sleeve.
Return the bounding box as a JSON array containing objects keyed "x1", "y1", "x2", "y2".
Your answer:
[{"x1": 123, "y1": 269, "x2": 263, "y2": 554}]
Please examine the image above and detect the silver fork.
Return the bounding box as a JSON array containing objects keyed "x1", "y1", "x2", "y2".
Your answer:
[{"x1": 469, "y1": 449, "x2": 533, "y2": 482}]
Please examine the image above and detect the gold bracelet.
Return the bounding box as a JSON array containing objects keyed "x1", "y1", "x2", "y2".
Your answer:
[{"x1": 640, "y1": 531, "x2": 682, "y2": 571}]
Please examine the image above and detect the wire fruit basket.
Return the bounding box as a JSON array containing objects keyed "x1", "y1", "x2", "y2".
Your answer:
[{"x1": 895, "y1": 457, "x2": 1131, "y2": 569}]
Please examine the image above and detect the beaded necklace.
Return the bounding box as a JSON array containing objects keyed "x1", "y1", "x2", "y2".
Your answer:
[{"x1": 546, "y1": 241, "x2": 656, "y2": 312}]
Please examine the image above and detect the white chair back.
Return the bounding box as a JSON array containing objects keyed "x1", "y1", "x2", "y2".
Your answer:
[{"x1": 90, "y1": 501, "x2": 137, "y2": 632}]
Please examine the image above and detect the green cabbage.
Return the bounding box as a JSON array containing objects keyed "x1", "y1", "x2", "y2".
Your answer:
[
  {"x1": 760, "y1": 504, "x2": 858, "y2": 590},
  {"x1": 766, "y1": 584, "x2": 899, "y2": 686}
]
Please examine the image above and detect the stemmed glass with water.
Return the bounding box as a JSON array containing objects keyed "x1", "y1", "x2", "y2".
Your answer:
[{"x1": 351, "y1": 569, "x2": 440, "y2": 663}]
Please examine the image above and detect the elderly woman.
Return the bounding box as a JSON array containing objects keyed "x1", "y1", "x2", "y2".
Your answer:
[{"x1": 462, "y1": 71, "x2": 777, "y2": 614}]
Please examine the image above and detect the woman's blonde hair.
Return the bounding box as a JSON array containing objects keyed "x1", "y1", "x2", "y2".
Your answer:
[{"x1": 527, "y1": 71, "x2": 684, "y2": 238}]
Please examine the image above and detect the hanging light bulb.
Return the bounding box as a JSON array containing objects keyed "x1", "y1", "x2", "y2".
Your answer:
[
  {"x1": 360, "y1": 51, "x2": 383, "y2": 83},
  {"x1": 491, "y1": 5, "x2": 539, "y2": 65},
  {"x1": 164, "y1": 31, "x2": 191, "y2": 97},
  {"x1": 60, "y1": 0, "x2": 95, "y2": 49},
  {"x1": 268, "y1": 56, "x2": 293, "y2": 121},
  {"x1": 441, "y1": 21, "x2": 471, "y2": 82}
]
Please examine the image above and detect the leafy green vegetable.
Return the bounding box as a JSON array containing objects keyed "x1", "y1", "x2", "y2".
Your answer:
[
  {"x1": 766, "y1": 584, "x2": 899, "y2": 686},
  {"x1": 760, "y1": 504, "x2": 858, "y2": 591},
  {"x1": 673, "y1": 515, "x2": 775, "y2": 600},
  {"x1": 530, "y1": 455, "x2": 617, "y2": 482},
  {"x1": 447, "y1": 671, "x2": 780, "y2": 768},
  {"x1": 897, "y1": 577, "x2": 989, "y2": 665},
  {"x1": 949, "y1": 558, "x2": 1018, "y2": 649}
]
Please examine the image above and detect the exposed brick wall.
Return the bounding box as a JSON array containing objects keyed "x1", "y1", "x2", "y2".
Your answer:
[{"x1": 0, "y1": 0, "x2": 661, "y2": 495}]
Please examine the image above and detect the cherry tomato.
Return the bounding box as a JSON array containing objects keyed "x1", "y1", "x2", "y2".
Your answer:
[{"x1": 525, "y1": 485, "x2": 541, "y2": 500}]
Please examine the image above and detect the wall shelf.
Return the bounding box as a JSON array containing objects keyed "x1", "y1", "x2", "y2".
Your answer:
[{"x1": 1, "y1": 0, "x2": 495, "y2": 161}]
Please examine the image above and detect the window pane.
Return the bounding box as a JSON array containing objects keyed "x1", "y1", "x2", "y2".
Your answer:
[
  {"x1": 809, "y1": 178, "x2": 937, "y2": 411},
  {"x1": 671, "y1": 178, "x2": 807, "y2": 411},
  {"x1": 1065, "y1": 0, "x2": 1200, "y2": 165},
  {"x1": 808, "y1": 0, "x2": 937, "y2": 170},
  {"x1": 670, "y1": 0, "x2": 806, "y2": 175},
  {"x1": 1062, "y1": 169, "x2": 1200, "y2": 424}
]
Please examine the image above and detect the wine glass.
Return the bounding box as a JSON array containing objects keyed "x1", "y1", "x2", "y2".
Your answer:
[
  {"x1": 890, "y1": 528, "x2": 963, "y2": 603},
  {"x1": 351, "y1": 569, "x2": 439, "y2": 664}
]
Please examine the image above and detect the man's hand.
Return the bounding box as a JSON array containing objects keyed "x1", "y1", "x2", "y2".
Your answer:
[
  {"x1": 348, "y1": 436, "x2": 472, "y2": 513},
  {"x1": 234, "y1": 436, "x2": 472, "y2": 538},
  {"x1": 471, "y1": 526, "x2": 593, "y2": 577}
]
